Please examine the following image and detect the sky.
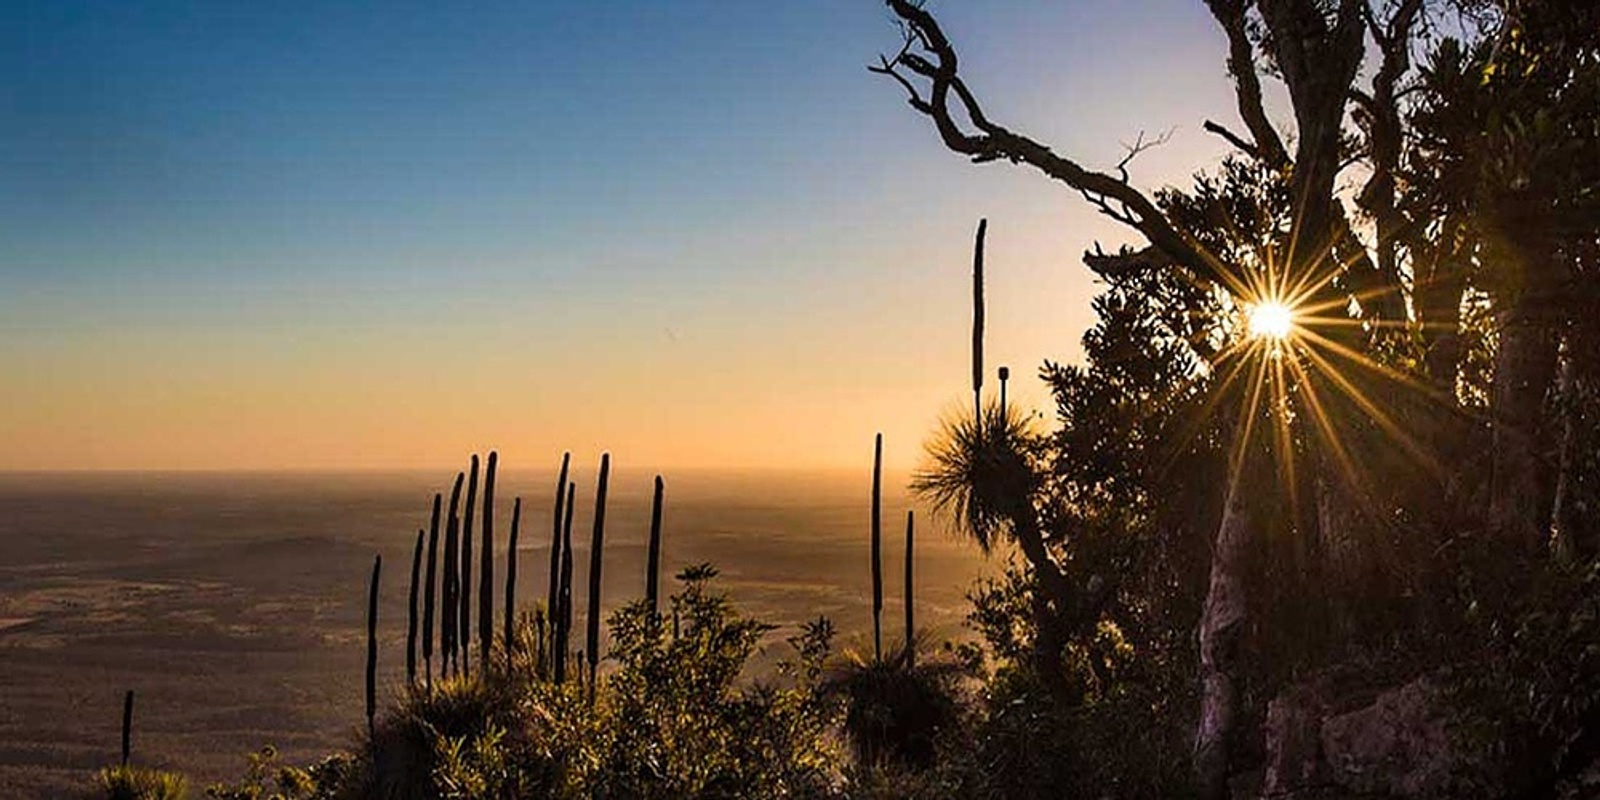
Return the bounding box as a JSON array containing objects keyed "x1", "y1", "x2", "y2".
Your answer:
[{"x1": 1, "y1": 0, "x2": 1243, "y2": 472}]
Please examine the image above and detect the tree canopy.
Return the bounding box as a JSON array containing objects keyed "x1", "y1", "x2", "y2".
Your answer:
[{"x1": 889, "y1": 1, "x2": 1600, "y2": 796}]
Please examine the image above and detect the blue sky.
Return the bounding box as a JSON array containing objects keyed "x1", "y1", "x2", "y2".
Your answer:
[{"x1": 1, "y1": 1, "x2": 1239, "y2": 470}]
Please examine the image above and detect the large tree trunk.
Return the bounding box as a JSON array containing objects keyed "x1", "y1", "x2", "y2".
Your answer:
[
  {"x1": 1550, "y1": 341, "x2": 1581, "y2": 561},
  {"x1": 1490, "y1": 300, "x2": 1559, "y2": 552},
  {"x1": 1316, "y1": 472, "x2": 1363, "y2": 612},
  {"x1": 1031, "y1": 593, "x2": 1075, "y2": 706},
  {"x1": 1196, "y1": 474, "x2": 1251, "y2": 800},
  {"x1": 1414, "y1": 245, "x2": 1468, "y2": 396},
  {"x1": 1312, "y1": 473, "x2": 1363, "y2": 588},
  {"x1": 1010, "y1": 513, "x2": 1102, "y2": 700}
]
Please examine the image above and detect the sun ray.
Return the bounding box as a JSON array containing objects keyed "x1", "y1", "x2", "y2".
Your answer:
[
  {"x1": 1277, "y1": 237, "x2": 1332, "y2": 308},
  {"x1": 1155, "y1": 339, "x2": 1261, "y2": 477},
  {"x1": 1285, "y1": 354, "x2": 1367, "y2": 500},
  {"x1": 1296, "y1": 327, "x2": 1455, "y2": 407},
  {"x1": 1227, "y1": 346, "x2": 1272, "y2": 491},
  {"x1": 1296, "y1": 344, "x2": 1442, "y2": 476},
  {"x1": 1276, "y1": 225, "x2": 1402, "y2": 317},
  {"x1": 1289, "y1": 276, "x2": 1423, "y2": 322},
  {"x1": 1269, "y1": 346, "x2": 1300, "y2": 514}
]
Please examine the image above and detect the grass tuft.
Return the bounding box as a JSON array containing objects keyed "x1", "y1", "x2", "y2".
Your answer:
[{"x1": 94, "y1": 764, "x2": 188, "y2": 800}]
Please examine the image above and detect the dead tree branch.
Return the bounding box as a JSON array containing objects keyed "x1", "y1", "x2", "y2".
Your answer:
[
  {"x1": 1204, "y1": 0, "x2": 1290, "y2": 169},
  {"x1": 873, "y1": 0, "x2": 1231, "y2": 286}
]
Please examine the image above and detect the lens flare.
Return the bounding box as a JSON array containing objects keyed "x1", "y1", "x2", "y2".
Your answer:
[{"x1": 1248, "y1": 301, "x2": 1295, "y2": 341}]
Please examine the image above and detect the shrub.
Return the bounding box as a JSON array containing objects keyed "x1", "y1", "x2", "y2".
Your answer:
[
  {"x1": 94, "y1": 764, "x2": 189, "y2": 800},
  {"x1": 204, "y1": 745, "x2": 352, "y2": 800},
  {"x1": 824, "y1": 645, "x2": 967, "y2": 771},
  {"x1": 351, "y1": 675, "x2": 560, "y2": 800},
  {"x1": 586, "y1": 564, "x2": 841, "y2": 799}
]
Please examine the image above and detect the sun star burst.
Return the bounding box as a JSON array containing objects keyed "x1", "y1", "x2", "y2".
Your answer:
[{"x1": 1248, "y1": 301, "x2": 1295, "y2": 341}]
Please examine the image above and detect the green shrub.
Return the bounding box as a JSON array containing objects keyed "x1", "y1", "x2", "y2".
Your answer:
[
  {"x1": 95, "y1": 764, "x2": 189, "y2": 800},
  {"x1": 204, "y1": 745, "x2": 351, "y2": 800},
  {"x1": 131, "y1": 563, "x2": 860, "y2": 799},
  {"x1": 431, "y1": 724, "x2": 521, "y2": 800},
  {"x1": 586, "y1": 563, "x2": 841, "y2": 799},
  {"x1": 946, "y1": 562, "x2": 1197, "y2": 799},
  {"x1": 352, "y1": 675, "x2": 560, "y2": 800}
]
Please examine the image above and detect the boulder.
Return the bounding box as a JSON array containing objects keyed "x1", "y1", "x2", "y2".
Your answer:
[
  {"x1": 1262, "y1": 676, "x2": 1462, "y2": 798},
  {"x1": 1320, "y1": 679, "x2": 1453, "y2": 796}
]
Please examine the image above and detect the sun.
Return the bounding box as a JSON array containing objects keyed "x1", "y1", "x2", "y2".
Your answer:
[{"x1": 1247, "y1": 301, "x2": 1296, "y2": 342}]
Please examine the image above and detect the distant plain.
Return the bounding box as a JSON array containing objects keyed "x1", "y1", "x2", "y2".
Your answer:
[{"x1": 0, "y1": 467, "x2": 990, "y2": 798}]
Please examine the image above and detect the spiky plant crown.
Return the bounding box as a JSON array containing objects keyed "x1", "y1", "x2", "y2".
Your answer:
[
  {"x1": 96, "y1": 764, "x2": 189, "y2": 800},
  {"x1": 912, "y1": 401, "x2": 1044, "y2": 551},
  {"x1": 821, "y1": 638, "x2": 969, "y2": 770}
]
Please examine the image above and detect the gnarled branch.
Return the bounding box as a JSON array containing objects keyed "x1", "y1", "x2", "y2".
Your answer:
[
  {"x1": 1204, "y1": 0, "x2": 1290, "y2": 169},
  {"x1": 874, "y1": 0, "x2": 1231, "y2": 286}
]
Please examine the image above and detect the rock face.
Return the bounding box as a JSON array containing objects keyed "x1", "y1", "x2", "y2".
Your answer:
[
  {"x1": 1320, "y1": 679, "x2": 1454, "y2": 796},
  {"x1": 1262, "y1": 677, "x2": 1460, "y2": 798},
  {"x1": 1262, "y1": 681, "x2": 1331, "y2": 794}
]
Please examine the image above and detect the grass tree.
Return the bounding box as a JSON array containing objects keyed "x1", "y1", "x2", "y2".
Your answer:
[
  {"x1": 423, "y1": 493, "x2": 441, "y2": 688},
  {"x1": 547, "y1": 453, "x2": 570, "y2": 677},
  {"x1": 478, "y1": 451, "x2": 497, "y2": 675},
  {"x1": 504, "y1": 496, "x2": 521, "y2": 673},
  {"x1": 586, "y1": 453, "x2": 611, "y2": 701}
]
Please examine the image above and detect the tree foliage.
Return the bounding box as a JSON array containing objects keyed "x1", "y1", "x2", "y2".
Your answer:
[{"x1": 890, "y1": 0, "x2": 1600, "y2": 794}]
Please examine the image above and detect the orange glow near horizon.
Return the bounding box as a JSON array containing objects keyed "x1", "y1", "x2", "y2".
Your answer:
[
  {"x1": 0, "y1": 218, "x2": 1093, "y2": 474},
  {"x1": 0, "y1": 2, "x2": 1241, "y2": 475}
]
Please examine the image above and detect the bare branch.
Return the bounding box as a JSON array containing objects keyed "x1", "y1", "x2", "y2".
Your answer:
[
  {"x1": 869, "y1": 25, "x2": 929, "y2": 111},
  {"x1": 1205, "y1": 0, "x2": 1290, "y2": 169},
  {"x1": 1115, "y1": 127, "x2": 1176, "y2": 184},
  {"x1": 869, "y1": 53, "x2": 927, "y2": 112},
  {"x1": 1202, "y1": 119, "x2": 1261, "y2": 159},
  {"x1": 1352, "y1": 0, "x2": 1425, "y2": 324},
  {"x1": 1084, "y1": 245, "x2": 1177, "y2": 281},
  {"x1": 874, "y1": 0, "x2": 1230, "y2": 286}
]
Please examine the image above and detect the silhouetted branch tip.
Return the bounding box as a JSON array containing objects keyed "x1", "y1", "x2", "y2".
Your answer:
[
  {"x1": 1202, "y1": 119, "x2": 1260, "y2": 158},
  {"x1": 1115, "y1": 128, "x2": 1175, "y2": 184}
]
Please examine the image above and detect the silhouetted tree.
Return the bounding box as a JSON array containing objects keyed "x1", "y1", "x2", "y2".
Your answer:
[{"x1": 882, "y1": 1, "x2": 1600, "y2": 795}]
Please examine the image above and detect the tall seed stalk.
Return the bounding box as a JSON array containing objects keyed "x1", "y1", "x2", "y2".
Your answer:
[
  {"x1": 120, "y1": 689, "x2": 134, "y2": 766},
  {"x1": 365, "y1": 554, "x2": 381, "y2": 739},
  {"x1": 998, "y1": 365, "x2": 1010, "y2": 417},
  {"x1": 646, "y1": 475, "x2": 664, "y2": 615},
  {"x1": 406, "y1": 528, "x2": 423, "y2": 686},
  {"x1": 555, "y1": 481, "x2": 576, "y2": 683},
  {"x1": 871, "y1": 433, "x2": 884, "y2": 663},
  {"x1": 479, "y1": 451, "x2": 497, "y2": 675},
  {"x1": 547, "y1": 453, "x2": 571, "y2": 677},
  {"x1": 504, "y1": 496, "x2": 521, "y2": 674},
  {"x1": 444, "y1": 513, "x2": 460, "y2": 677},
  {"x1": 442, "y1": 473, "x2": 464, "y2": 678},
  {"x1": 534, "y1": 607, "x2": 547, "y2": 679},
  {"x1": 904, "y1": 510, "x2": 915, "y2": 666},
  {"x1": 423, "y1": 493, "x2": 441, "y2": 688},
  {"x1": 586, "y1": 453, "x2": 611, "y2": 702},
  {"x1": 460, "y1": 454, "x2": 479, "y2": 675},
  {"x1": 972, "y1": 218, "x2": 987, "y2": 422}
]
